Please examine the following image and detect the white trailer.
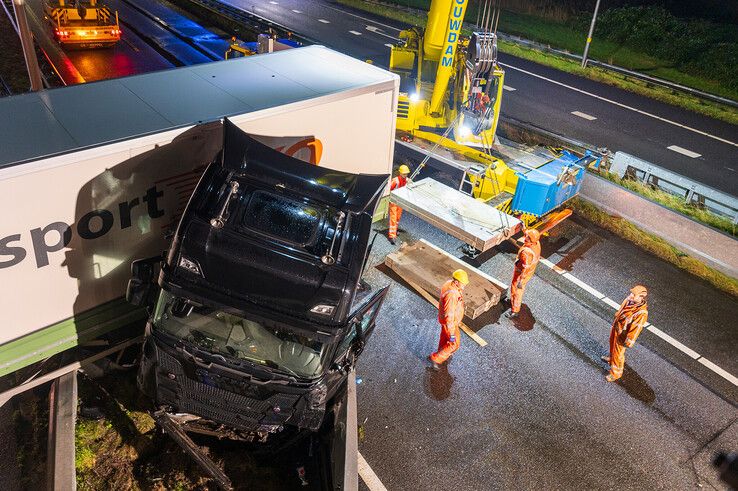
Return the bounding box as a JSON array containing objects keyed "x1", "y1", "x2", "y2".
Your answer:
[{"x1": 0, "y1": 45, "x2": 399, "y2": 377}]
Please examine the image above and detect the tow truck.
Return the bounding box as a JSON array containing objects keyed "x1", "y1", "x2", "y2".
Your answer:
[
  {"x1": 127, "y1": 119, "x2": 389, "y2": 488},
  {"x1": 44, "y1": 0, "x2": 121, "y2": 48}
]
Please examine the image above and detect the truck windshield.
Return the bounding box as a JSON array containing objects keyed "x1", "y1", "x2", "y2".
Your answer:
[{"x1": 152, "y1": 290, "x2": 330, "y2": 379}]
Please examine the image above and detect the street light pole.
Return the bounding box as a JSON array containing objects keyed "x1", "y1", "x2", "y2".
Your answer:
[
  {"x1": 581, "y1": 0, "x2": 601, "y2": 68},
  {"x1": 12, "y1": 0, "x2": 44, "y2": 91}
]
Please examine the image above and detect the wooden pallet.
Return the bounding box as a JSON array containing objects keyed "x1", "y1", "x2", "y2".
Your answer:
[
  {"x1": 390, "y1": 178, "x2": 521, "y2": 252},
  {"x1": 385, "y1": 239, "x2": 505, "y2": 320}
]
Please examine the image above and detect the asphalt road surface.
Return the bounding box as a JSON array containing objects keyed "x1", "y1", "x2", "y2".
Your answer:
[
  {"x1": 354, "y1": 203, "x2": 737, "y2": 490},
  {"x1": 25, "y1": 0, "x2": 229, "y2": 83},
  {"x1": 225, "y1": 0, "x2": 738, "y2": 197}
]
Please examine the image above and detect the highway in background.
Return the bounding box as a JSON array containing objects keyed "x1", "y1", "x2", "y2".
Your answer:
[{"x1": 224, "y1": 0, "x2": 738, "y2": 196}]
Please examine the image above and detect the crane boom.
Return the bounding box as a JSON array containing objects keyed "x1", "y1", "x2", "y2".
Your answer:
[{"x1": 427, "y1": 0, "x2": 469, "y2": 115}]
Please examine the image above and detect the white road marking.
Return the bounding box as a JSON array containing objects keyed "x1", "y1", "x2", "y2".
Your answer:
[
  {"x1": 667, "y1": 145, "x2": 702, "y2": 158},
  {"x1": 291, "y1": 9, "x2": 301, "y2": 13},
  {"x1": 725, "y1": 167, "x2": 735, "y2": 172},
  {"x1": 601, "y1": 297, "x2": 621, "y2": 309},
  {"x1": 324, "y1": 3, "x2": 402, "y2": 32},
  {"x1": 318, "y1": 18, "x2": 330, "y2": 23},
  {"x1": 646, "y1": 325, "x2": 700, "y2": 359},
  {"x1": 535, "y1": 257, "x2": 738, "y2": 386},
  {"x1": 563, "y1": 273, "x2": 605, "y2": 298},
  {"x1": 366, "y1": 25, "x2": 401, "y2": 41},
  {"x1": 349, "y1": 30, "x2": 362, "y2": 35},
  {"x1": 500, "y1": 62, "x2": 738, "y2": 149},
  {"x1": 358, "y1": 452, "x2": 388, "y2": 491},
  {"x1": 269, "y1": 1, "x2": 277, "y2": 4},
  {"x1": 571, "y1": 110, "x2": 597, "y2": 121},
  {"x1": 502, "y1": 85, "x2": 516, "y2": 91},
  {"x1": 698, "y1": 358, "x2": 738, "y2": 386}
]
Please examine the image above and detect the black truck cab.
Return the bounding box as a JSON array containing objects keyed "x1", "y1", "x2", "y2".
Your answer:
[{"x1": 129, "y1": 119, "x2": 389, "y2": 442}]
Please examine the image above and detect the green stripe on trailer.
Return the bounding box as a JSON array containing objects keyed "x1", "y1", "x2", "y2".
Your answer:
[{"x1": 0, "y1": 298, "x2": 147, "y2": 377}]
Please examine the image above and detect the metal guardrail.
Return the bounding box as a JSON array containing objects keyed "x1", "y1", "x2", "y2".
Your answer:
[
  {"x1": 331, "y1": 0, "x2": 738, "y2": 109},
  {"x1": 183, "y1": 0, "x2": 318, "y2": 47},
  {"x1": 610, "y1": 152, "x2": 738, "y2": 223},
  {"x1": 497, "y1": 33, "x2": 738, "y2": 110}
]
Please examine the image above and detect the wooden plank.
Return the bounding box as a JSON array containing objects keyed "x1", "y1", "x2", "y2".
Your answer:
[
  {"x1": 395, "y1": 274, "x2": 488, "y2": 347},
  {"x1": 385, "y1": 241, "x2": 504, "y2": 319},
  {"x1": 390, "y1": 179, "x2": 521, "y2": 252}
]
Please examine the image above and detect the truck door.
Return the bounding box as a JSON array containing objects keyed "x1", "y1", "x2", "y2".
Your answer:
[{"x1": 335, "y1": 286, "x2": 389, "y2": 369}]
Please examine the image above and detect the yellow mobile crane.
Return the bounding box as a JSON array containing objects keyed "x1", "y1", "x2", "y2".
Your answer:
[
  {"x1": 388, "y1": 0, "x2": 594, "y2": 240},
  {"x1": 390, "y1": 0, "x2": 504, "y2": 154}
]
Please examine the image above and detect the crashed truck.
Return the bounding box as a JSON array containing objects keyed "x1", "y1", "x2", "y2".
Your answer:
[
  {"x1": 0, "y1": 46, "x2": 398, "y2": 488},
  {"x1": 127, "y1": 119, "x2": 389, "y2": 455}
]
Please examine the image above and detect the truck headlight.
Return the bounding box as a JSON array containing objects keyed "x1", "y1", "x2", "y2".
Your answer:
[
  {"x1": 310, "y1": 304, "x2": 335, "y2": 315},
  {"x1": 178, "y1": 256, "x2": 203, "y2": 276}
]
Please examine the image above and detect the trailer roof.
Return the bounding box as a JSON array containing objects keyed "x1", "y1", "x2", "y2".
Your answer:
[{"x1": 0, "y1": 46, "x2": 397, "y2": 168}]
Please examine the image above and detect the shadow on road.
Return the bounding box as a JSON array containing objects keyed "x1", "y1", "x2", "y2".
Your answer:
[
  {"x1": 509, "y1": 304, "x2": 536, "y2": 332},
  {"x1": 424, "y1": 364, "x2": 454, "y2": 401},
  {"x1": 618, "y1": 365, "x2": 656, "y2": 406}
]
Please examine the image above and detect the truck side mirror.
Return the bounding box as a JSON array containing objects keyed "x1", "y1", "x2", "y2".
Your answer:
[{"x1": 126, "y1": 256, "x2": 161, "y2": 308}]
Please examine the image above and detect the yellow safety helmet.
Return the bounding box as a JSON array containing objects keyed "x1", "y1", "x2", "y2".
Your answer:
[
  {"x1": 398, "y1": 164, "x2": 411, "y2": 176},
  {"x1": 452, "y1": 269, "x2": 469, "y2": 285},
  {"x1": 630, "y1": 285, "x2": 647, "y2": 297},
  {"x1": 524, "y1": 228, "x2": 541, "y2": 243}
]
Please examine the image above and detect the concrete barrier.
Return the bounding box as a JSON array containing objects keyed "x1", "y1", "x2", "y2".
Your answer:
[{"x1": 580, "y1": 174, "x2": 738, "y2": 280}]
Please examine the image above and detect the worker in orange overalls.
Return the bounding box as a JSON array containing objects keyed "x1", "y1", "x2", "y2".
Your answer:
[
  {"x1": 387, "y1": 164, "x2": 411, "y2": 245},
  {"x1": 429, "y1": 269, "x2": 468, "y2": 370},
  {"x1": 602, "y1": 285, "x2": 648, "y2": 382},
  {"x1": 506, "y1": 228, "x2": 541, "y2": 318}
]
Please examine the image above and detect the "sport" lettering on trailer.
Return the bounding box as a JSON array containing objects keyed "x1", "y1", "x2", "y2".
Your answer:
[
  {"x1": 0, "y1": 186, "x2": 165, "y2": 269},
  {"x1": 441, "y1": 0, "x2": 466, "y2": 67}
]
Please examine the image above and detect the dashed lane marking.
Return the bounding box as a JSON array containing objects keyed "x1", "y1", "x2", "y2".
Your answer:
[
  {"x1": 349, "y1": 30, "x2": 362, "y2": 35},
  {"x1": 358, "y1": 452, "x2": 388, "y2": 491},
  {"x1": 535, "y1": 255, "x2": 738, "y2": 387},
  {"x1": 725, "y1": 167, "x2": 735, "y2": 172},
  {"x1": 667, "y1": 145, "x2": 702, "y2": 158},
  {"x1": 291, "y1": 9, "x2": 301, "y2": 13},
  {"x1": 318, "y1": 18, "x2": 330, "y2": 23},
  {"x1": 500, "y1": 62, "x2": 738, "y2": 149},
  {"x1": 571, "y1": 110, "x2": 597, "y2": 121},
  {"x1": 268, "y1": 1, "x2": 277, "y2": 3},
  {"x1": 366, "y1": 25, "x2": 401, "y2": 41},
  {"x1": 502, "y1": 85, "x2": 516, "y2": 91},
  {"x1": 323, "y1": 3, "x2": 402, "y2": 32}
]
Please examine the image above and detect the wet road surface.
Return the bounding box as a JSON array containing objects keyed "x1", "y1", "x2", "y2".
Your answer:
[{"x1": 355, "y1": 198, "x2": 737, "y2": 490}]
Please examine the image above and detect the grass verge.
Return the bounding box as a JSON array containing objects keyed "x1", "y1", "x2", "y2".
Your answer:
[
  {"x1": 597, "y1": 172, "x2": 736, "y2": 237},
  {"x1": 570, "y1": 197, "x2": 738, "y2": 299},
  {"x1": 334, "y1": 0, "x2": 738, "y2": 126},
  {"x1": 0, "y1": 12, "x2": 31, "y2": 94}
]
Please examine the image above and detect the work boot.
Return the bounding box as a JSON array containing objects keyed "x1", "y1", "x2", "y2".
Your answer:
[
  {"x1": 388, "y1": 237, "x2": 396, "y2": 245},
  {"x1": 427, "y1": 355, "x2": 440, "y2": 371},
  {"x1": 600, "y1": 355, "x2": 611, "y2": 363}
]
